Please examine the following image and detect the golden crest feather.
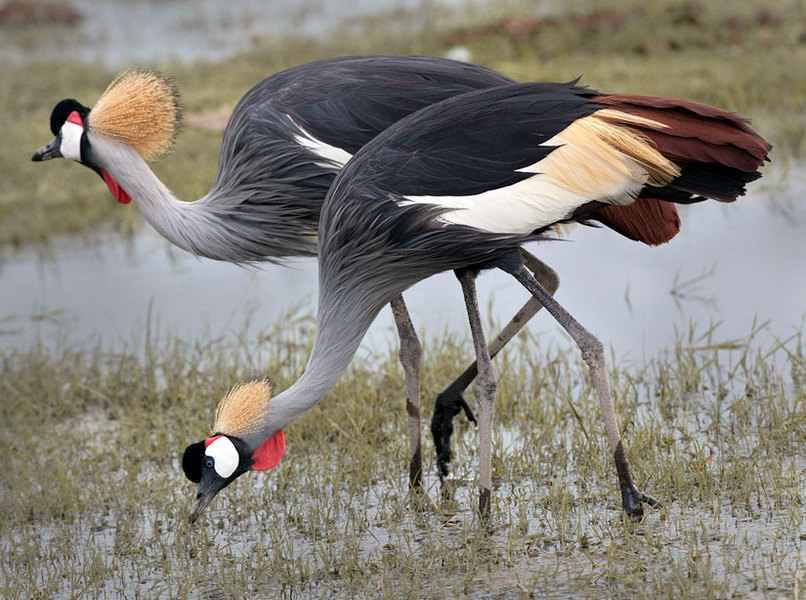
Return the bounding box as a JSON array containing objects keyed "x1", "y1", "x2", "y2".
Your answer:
[
  {"x1": 88, "y1": 70, "x2": 182, "y2": 161},
  {"x1": 213, "y1": 378, "x2": 275, "y2": 436}
]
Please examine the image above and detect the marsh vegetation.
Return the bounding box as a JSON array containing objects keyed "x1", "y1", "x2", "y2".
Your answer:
[{"x1": 1, "y1": 318, "x2": 804, "y2": 597}]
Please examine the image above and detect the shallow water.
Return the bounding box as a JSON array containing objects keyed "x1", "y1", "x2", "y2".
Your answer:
[{"x1": 2, "y1": 170, "x2": 804, "y2": 361}]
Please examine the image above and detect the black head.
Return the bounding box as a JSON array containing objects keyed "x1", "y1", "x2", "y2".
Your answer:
[
  {"x1": 181, "y1": 440, "x2": 206, "y2": 484},
  {"x1": 182, "y1": 434, "x2": 253, "y2": 523},
  {"x1": 32, "y1": 98, "x2": 94, "y2": 166},
  {"x1": 49, "y1": 98, "x2": 90, "y2": 135}
]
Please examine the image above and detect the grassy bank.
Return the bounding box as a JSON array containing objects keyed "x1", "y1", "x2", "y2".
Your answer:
[
  {"x1": 1, "y1": 318, "x2": 804, "y2": 597},
  {"x1": 2, "y1": 0, "x2": 805, "y2": 247}
]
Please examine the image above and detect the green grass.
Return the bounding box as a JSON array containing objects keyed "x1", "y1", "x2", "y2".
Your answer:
[
  {"x1": 1, "y1": 316, "x2": 804, "y2": 598},
  {"x1": 2, "y1": 0, "x2": 805, "y2": 247}
]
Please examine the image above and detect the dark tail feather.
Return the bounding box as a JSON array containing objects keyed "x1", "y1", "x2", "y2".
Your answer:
[
  {"x1": 593, "y1": 94, "x2": 771, "y2": 203},
  {"x1": 659, "y1": 164, "x2": 763, "y2": 203}
]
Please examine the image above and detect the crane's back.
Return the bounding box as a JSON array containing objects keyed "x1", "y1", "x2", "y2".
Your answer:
[{"x1": 202, "y1": 56, "x2": 517, "y2": 262}]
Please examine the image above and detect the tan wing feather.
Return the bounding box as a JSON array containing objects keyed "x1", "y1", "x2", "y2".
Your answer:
[{"x1": 540, "y1": 115, "x2": 680, "y2": 203}]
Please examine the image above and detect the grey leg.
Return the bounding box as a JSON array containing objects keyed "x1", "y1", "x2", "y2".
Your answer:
[
  {"x1": 432, "y1": 248, "x2": 559, "y2": 481},
  {"x1": 499, "y1": 254, "x2": 659, "y2": 521},
  {"x1": 456, "y1": 269, "x2": 496, "y2": 518},
  {"x1": 389, "y1": 295, "x2": 423, "y2": 489}
]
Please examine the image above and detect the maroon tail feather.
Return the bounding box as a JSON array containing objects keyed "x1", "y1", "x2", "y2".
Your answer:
[
  {"x1": 593, "y1": 199, "x2": 681, "y2": 246},
  {"x1": 593, "y1": 94, "x2": 771, "y2": 203}
]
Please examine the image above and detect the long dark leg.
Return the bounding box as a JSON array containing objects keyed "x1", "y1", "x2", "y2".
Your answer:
[
  {"x1": 455, "y1": 269, "x2": 497, "y2": 518},
  {"x1": 389, "y1": 295, "x2": 423, "y2": 489},
  {"x1": 432, "y1": 248, "x2": 559, "y2": 482},
  {"x1": 497, "y1": 252, "x2": 659, "y2": 521}
]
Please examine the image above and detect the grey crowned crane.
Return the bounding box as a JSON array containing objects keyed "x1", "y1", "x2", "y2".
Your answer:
[
  {"x1": 183, "y1": 80, "x2": 770, "y2": 523},
  {"x1": 32, "y1": 56, "x2": 563, "y2": 488}
]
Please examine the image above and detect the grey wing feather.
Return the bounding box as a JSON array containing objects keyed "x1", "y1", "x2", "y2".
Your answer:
[{"x1": 200, "y1": 56, "x2": 519, "y2": 263}]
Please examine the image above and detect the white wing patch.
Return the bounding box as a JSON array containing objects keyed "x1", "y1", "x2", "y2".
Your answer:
[
  {"x1": 398, "y1": 173, "x2": 597, "y2": 234},
  {"x1": 397, "y1": 115, "x2": 678, "y2": 235},
  {"x1": 290, "y1": 117, "x2": 353, "y2": 168}
]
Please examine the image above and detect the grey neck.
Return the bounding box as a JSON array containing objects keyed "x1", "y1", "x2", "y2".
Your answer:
[
  {"x1": 89, "y1": 135, "x2": 200, "y2": 252},
  {"x1": 241, "y1": 268, "x2": 399, "y2": 450},
  {"x1": 87, "y1": 133, "x2": 317, "y2": 263},
  {"x1": 241, "y1": 303, "x2": 378, "y2": 449}
]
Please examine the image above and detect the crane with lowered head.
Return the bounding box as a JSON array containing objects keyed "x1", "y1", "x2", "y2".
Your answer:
[{"x1": 182, "y1": 79, "x2": 770, "y2": 522}]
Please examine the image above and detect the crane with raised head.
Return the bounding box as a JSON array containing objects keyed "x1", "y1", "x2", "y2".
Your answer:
[
  {"x1": 182, "y1": 79, "x2": 770, "y2": 523},
  {"x1": 32, "y1": 56, "x2": 564, "y2": 488}
]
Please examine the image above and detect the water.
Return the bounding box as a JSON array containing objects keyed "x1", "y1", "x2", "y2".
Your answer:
[
  {"x1": 2, "y1": 0, "x2": 474, "y2": 68},
  {"x1": 3, "y1": 170, "x2": 804, "y2": 361}
]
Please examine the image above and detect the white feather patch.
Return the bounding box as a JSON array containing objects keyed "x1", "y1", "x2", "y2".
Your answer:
[
  {"x1": 205, "y1": 436, "x2": 239, "y2": 479},
  {"x1": 399, "y1": 174, "x2": 593, "y2": 234},
  {"x1": 61, "y1": 121, "x2": 84, "y2": 162},
  {"x1": 290, "y1": 118, "x2": 352, "y2": 168},
  {"x1": 398, "y1": 126, "x2": 650, "y2": 234}
]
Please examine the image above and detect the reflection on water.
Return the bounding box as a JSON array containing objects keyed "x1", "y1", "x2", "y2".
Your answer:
[{"x1": 2, "y1": 171, "x2": 804, "y2": 360}]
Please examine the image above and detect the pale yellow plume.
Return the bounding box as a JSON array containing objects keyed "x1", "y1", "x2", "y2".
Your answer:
[
  {"x1": 89, "y1": 70, "x2": 182, "y2": 161},
  {"x1": 540, "y1": 115, "x2": 680, "y2": 203},
  {"x1": 213, "y1": 378, "x2": 274, "y2": 436}
]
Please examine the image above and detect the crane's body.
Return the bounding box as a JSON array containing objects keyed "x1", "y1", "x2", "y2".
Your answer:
[
  {"x1": 185, "y1": 80, "x2": 770, "y2": 521},
  {"x1": 240, "y1": 79, "x2": 770, "y2": 443}
]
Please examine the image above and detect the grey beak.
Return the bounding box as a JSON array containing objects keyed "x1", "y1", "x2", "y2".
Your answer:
[
  {"x1": 32, "y1": 137, "x2": 62, "y2": 162},
  {"x1": 189, "y1": 467, "x2": 232, "y2": 525},
  {"x1": 189, "y1": 483, "x2": 219, "y2": 524}
]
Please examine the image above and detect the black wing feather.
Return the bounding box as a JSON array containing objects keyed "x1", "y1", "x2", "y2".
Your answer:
[
  {"x1": 272, "y1": 56, "x2": 517, "y2": 153},
  {"x1": 319, "y1": 82, "x2": 602, "y2": 280},
  {"x1": 205, "y1": 56, "x2": 519, "y2": 261},
  {"x1": 344, "y1": 81, "x2": 600, "y2": 198}
]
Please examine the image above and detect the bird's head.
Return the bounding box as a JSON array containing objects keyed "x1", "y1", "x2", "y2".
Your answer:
[
  {"x1": 182, "y1": 378, "x2": 285, "y2": 524},
  {"x1": 32, "y1": 70, "x2": 182, "y2": 204}
]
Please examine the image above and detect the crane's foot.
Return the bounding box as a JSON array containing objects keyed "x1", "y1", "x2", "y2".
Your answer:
[
  {"x1": 431, "y1": 387, "x2": 477, "y2": 482},
  {"x1": 614, "y1": 441, "x2": 661, "y2": 522},
  {"x1": 620, "y1": 481, "x2": 662, "y2": 522}
]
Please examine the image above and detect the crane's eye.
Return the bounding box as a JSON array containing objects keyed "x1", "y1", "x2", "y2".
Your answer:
[
  {"x1": 204, "y1": 457, "x2": 214, "y2": 469},
  {"x1": 204, "y1": 436, "x2": 239, "y2": 479}
]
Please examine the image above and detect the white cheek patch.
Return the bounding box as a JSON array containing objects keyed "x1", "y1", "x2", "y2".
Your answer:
[
  {"x1": 205, "y1": 436, "x2": 239, "y2": 479},
  {"x1": 60, "y1": 120, "x2": 84, "y2": 162}
]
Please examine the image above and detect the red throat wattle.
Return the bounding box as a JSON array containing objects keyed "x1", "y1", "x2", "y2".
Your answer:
[
  {"x1": 102, "y1": 170, "x2": 131, "y2": 204},
  {"x1": 251, "y1": 430, "x2": 285, "y2": 471}
]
